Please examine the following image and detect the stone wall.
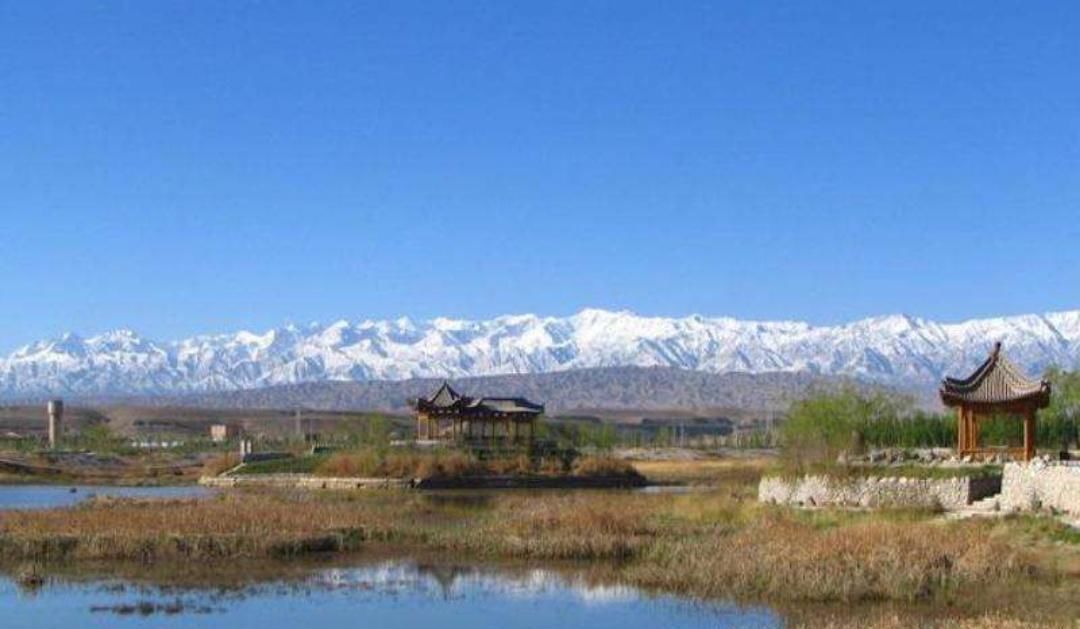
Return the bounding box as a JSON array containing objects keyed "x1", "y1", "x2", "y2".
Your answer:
[
  {"x1": 999, "y1": 461, "x2": 1080, "y2": 515},
  {"x1": 758, "y1": 474, "x2": 986, "y2": 510},
  {"x1": 200, "y1": 475, "x2": 413, "y2": 490},
  {"x1": 200, "y1": 473, "x2": 647, "y2": 491}
]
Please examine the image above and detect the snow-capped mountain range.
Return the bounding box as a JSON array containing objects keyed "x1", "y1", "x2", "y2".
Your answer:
[{"x1": 2, "y1": 308, "x2": 1078, "y2": 398}]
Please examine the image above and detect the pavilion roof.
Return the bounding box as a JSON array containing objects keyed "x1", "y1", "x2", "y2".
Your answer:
[
  {"x1": 417, "y1": 382, "x2": 544, "y2": 416},
  {"x1": 467, "y1": 397, "x2": 544, "y2": 415},
  {"x1": 425, "y1": 381, "x2": 462, "y2": 408},
  {"x1": 939, "y1": 342, "x2": 1051, "y2": 408}
]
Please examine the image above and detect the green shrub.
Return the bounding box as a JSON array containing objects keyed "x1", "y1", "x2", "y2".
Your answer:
[
  {"x1": 780, "y1": 388, "x2": 907, "y2": 469},
  {"x1": 1042, "y1": 367, "x2": 1080, "y2": 450}
]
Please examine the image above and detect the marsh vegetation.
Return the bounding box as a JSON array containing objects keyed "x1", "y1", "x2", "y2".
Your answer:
[{"x1": 0, "y1": 456, "x2": 1076, "y2": 627}]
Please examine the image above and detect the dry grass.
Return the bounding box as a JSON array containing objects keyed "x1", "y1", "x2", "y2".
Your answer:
[
  {"x1": 784, "y1": 610, "x2": 1059, "y2": 629},
  {"x1": 631, "y1": 508, "x2": 1030, "y2": 602},
  {"x1": 314, "y1": 450, "x2": 488, "y2": 478},
  {"x1": 312, "y1": 449, "x2": 641, "y2": 480},
  {"x1": 631, "y1": 457, "x2": 770, "y2": 487},
  {"x1": 572, "y1": 456, "x2": 641, "y2": 478},
  {"x1": 200, "y1": 453, "x2": 240, "y2": 477},
  {"x1": 0, "y1": 492, "x2": 417, "y2": 561},
  {"x1": 431, "y1": 492, "x2": 663, "y2": 560}
]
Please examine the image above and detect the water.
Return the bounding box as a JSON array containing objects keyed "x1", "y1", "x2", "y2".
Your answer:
[
  {"x1": 0, "y1": 483, "x2": 700, "y2": 511},
  {"x1": 0, "y1": 485, "x2": 214, "y2": 510},
  {"x1": 635, "y1": 484, "x2": 707, "y2": 494},
  {"x1": 0, "y1": 560, "x2": 780, "y2": 628}
]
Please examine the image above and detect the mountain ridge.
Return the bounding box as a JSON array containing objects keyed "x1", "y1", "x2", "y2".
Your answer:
[
  {"x1": 66, "y1": 367, "x2": 869, "y2": 417},
  {"x1": 2, "y1": 308, "x2": 1078, "y2": 397}
]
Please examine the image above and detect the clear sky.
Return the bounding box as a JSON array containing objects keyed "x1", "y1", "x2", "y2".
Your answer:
[{"x1": 1, "y1": 2, "x2": 1078, "y2": 351}]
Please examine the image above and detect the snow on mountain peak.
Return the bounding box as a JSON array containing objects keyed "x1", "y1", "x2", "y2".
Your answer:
[{"x1": 1, "y1": 308, "x2": 1078, "y2": 397}]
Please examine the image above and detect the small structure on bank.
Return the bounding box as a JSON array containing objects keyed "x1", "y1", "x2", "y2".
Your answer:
[
  {"x1": 415, "y1": 382, "x2": 544, "y2": 445},
  {"x1": 940, "y1": 342, "x2": 1051, "y2": 461},
  {"x1": 209, "y1": 423, "x2": 240, "y2": 443}
]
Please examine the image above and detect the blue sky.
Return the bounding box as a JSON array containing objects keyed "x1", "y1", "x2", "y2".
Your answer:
[{"x1": 1, "y1": 2, "x2": 1078, "y2": 351}]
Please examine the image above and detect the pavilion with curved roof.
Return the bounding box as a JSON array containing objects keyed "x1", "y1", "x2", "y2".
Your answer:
[
  {"x1": 415, "y1": 381, "x2": 545, "y2": 445},
  {"x1": 940, "y1": 342, "x2": 1051, "y2": 461}
]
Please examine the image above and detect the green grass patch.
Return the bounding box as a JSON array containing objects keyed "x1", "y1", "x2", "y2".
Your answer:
[
  {"x1": 855, "y1": 464, "x2": 1002, "y2": 480},
  {"x1": 1005, "y1": 514, "x2": 1080, "y2": 545},
  {"x1": 768, "y1": 461, "x2": 1001, "y2": 481},
  {"x1": 233, "y1": 455, "x2": 328, "y2": 475}
]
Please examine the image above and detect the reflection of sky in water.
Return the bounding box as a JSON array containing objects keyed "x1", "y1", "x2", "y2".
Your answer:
[
  {"x1": 0, "y1": 485, "x2": 214, "y2": 510},
  {"x1": 0, "y1": 560, "x2": 779, "y2": 628},
  {"x1": 316, "y1": 564, "x2": 643, "y2": 603}
]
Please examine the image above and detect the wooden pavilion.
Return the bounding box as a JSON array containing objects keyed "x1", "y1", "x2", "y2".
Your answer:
[
  {"x1": 415, "y1": 382, "x2": 544, "y2": 445},
  {"x1": 939, "y1": 342, "x2": 1051, "y2": 461}
]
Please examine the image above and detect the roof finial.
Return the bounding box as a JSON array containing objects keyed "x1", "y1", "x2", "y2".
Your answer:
[{"x1": 992, "y1": 341, "x2": 1002, "y2": 358}]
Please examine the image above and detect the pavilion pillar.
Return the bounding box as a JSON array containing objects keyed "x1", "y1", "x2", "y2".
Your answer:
[
  {"x1": 967, "y1": 408, "x2": 976, "y2": 453},
  {"x1": 1023, "y1": 409, "x2": 1035, "y2": 462},
  {"x1": 956, "y1": 407, "x2": 965, "y2": 454},
  {"x1": 965, "y1": 408, "x2": 972, "y2": 453},
  {"x1": 965, "y1": 408, "x2": 971, "y2": 453}
]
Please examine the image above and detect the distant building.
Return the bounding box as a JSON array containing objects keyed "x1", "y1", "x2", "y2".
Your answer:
[
  {"x1": 415, "y1": 381, "x2": 544, "y2": 444},
  {"x1": 210, "y1": 423, "x2": 240, "y2": 442}
]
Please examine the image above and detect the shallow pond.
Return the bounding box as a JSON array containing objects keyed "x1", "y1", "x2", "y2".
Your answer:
[
  {"x1": 0, "y1": 485, "x2": 214, "y2": 510},
  {"x1": 0, "y1": 559, "x2": 779, "y2": 628}
]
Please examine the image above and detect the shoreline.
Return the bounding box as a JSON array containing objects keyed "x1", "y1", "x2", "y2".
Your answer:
[{"x1": 199, "y1": 472, "x2": 648, "y2": 491}]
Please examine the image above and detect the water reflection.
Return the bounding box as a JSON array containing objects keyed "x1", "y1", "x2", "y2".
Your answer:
[
  {"x1": 0, "y1": 558, "x2": 780, "y2": 628},
  {"x1": 0, "y1": 485, "x2": 214, "y2": 510},
  {"x1": 0, "y1": 484, "x2": 697, "y2": 512}
]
